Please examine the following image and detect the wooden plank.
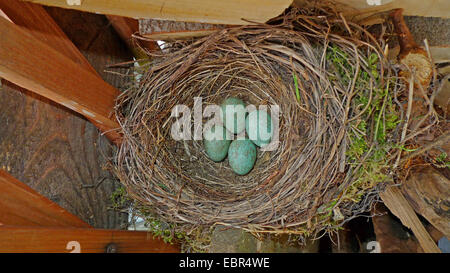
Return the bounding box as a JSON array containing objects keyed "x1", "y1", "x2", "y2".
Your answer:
[
  {"x1": 401, "y1": 167, "x2": 450, "y2": 238},
  {"x1": 0, "y1": 0, "x2": 121, "y2": 144},
  {"x1": 0, "y1": 170, "x2": 90, "y2": 228},
  {"x1": 139, "y1": 19, "x2": 226, "y2": 40},
  {"x1": 23, "y1": 0, "x2": 293, "y2": 25},
  {"x1": 0, "y1": 80, "x2": 128, "y2": 228},
  {"x1": 0, "y1": 15, "x2": 121, "y2": 144},
  {"x1": 0, "y1": 0, "x2": 95, "y2": 73},
  {"x1": 0, "y1": 226, "x2": 180, "y2": 253},
  {"x1": 0, "y1": 7, "x2": 132, "y2": 228},
  {"x1": 380, "y1": 185, "x2": 441, "y2": 253}
]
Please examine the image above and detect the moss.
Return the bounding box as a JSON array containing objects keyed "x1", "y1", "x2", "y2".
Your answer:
[
  {"x1": 326, "y1": 43, "x2": 402, "y2": 204},
  {"x1": 435, "y1": 152, "x2": 450, "y2": 169},
  {"x1": 110, "y1": 186, "x2": 130, "y2": 210}
]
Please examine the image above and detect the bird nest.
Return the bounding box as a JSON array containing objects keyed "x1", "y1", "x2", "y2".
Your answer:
[{"x1": 114, "y1": 7, "x2": 429, "y2": 237}]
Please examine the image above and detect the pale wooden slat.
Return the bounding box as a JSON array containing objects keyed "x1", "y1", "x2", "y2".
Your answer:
[{"x1": 22, "y1": 0, "x2": 293, "y2": 25}]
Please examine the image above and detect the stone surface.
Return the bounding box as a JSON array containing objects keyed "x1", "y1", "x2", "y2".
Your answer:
[{"x1": 405, "y1": 16, "x2": 450, "y2": 46}]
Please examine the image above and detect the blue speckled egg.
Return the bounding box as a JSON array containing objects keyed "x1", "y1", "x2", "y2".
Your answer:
[
  {"x1": 228, "y1": 138, "x2": 257, "y2": 175},
  {"x1": 245, "y1": 110, "x2": 273, "y2": 147},
  {"x1": 221, "y1": 97, "x2": 246, "y2": 134},
  {"x1": 203, "y1": 125, "x2": 232, "y2": 162}
]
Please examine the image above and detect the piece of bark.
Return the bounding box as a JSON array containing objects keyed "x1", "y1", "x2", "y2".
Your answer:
[
  {"x1": 404, "y1": 17, "x2": 450, "y2": 47},
  {"x1": 139, "y1": 19, "x2": 227, "y2": 40},
  {"x1": 372, "y1": 202, "x2": 424, "y2": 253},
  {"x1": 426, "y1": 221, "x2": 445, "y2": 243},
  {"x1": 380, "y1": 184, "x2": 441, "y2": 252},
  {"x1": 401, "y1": 167, "x2": 450, "y2": 237},
  {"x1": 390, "y1": 8, "x2": 432, "y2": 88}
]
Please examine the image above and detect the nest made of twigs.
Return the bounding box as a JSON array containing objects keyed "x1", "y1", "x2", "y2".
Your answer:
[{"x1": 114, "y1": 6, "x2": 434, "y2": 237}]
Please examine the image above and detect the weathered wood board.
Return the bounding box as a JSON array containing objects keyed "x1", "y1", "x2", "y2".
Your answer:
[
  {"x1": 380, "y1": 185, "x2": 441, "y2": 253},
  {"x1": 0, "y1": 16, "x2": 121, "y2": 139},
  {"x1": 0, "y1": 0, "x2": 122, "y2": 144},
  {"x1": 0, "y1": 170, "x2": 91, "y2": 228},
  {"x1": 23, "y1": 0, "x2": 293, "y2": 24},
  {"x1": 402, "y1": 167, "x2": 450, "y2": 238},
  {"x1": 0, "y1": 7, "x2": 132, "y2": 228}
]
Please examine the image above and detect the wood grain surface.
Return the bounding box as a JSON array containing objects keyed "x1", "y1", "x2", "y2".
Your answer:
[
  {"x1": 0, "y1": 225, "x2": 180, "y2": 253},
  {"x1": 0, "y1": 7, "x2": 132, "y2": 228},
  {"x1": 23, "y1": 0, "x2": 293, "y2": 25},
  {"x1": 402, "y1": 167, "x2": 450, "y2": 237},
  {"x1": 0, "y1": 170, "x2": 91, "y2": 228},
  {"x1": 0, "y1": 16, "x2": 120, "y2": 133},
  {"x1": 380, "y1": 185, "x2": 441, "y2": 253},
  {"x1": 0, "y1": 0, "x2": 122, "y2": 144}
]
